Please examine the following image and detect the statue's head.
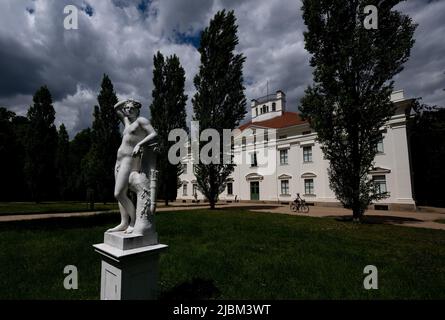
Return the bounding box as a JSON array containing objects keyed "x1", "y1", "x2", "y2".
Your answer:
[{"x1": 115, "y1": 99, "x2": 141, "y2": 119}]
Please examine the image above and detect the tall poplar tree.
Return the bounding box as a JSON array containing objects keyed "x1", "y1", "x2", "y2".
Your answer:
[
  {"x1": 0, "y1": 108, "x2": 23, "y2": 201},
  {"x1": 300, "y1": 0, "x2": 416, "y2": 220},
  {"x1": 84, "y1": 75, "x2": 120, "y2": 202},
  {"x1": 56, "y1": 124, "x2": 70, "y2": 200},
  {"x1": 149, "y1": 52, "x2": 188, "y2": 205},
  {"x1": 193, "y1": 10, "x2": 247, "y2": 209},
  {"x1": 24, "y1": 86, "x2": 58, "y2": 202}
]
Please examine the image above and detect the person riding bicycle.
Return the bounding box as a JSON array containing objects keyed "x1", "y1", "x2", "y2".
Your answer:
[{"x1": 294, "y1": 193, "x2": 303, "y2": 210}]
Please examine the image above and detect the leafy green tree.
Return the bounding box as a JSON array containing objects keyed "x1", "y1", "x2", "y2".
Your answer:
[
  {"x1": 408, "y1": 101, "x2": 445, "y2": 207},
  {"x1": 55, "y1": 124, "x2": 70, "y2": 200},
  {"x1": 69, "y1": 128, "x2": 92, "y2": 200},
  {"x1": 0, "y1": 108, "x2": 23, "y2": 201},
  {"x1": 11, "y1": 115, "x2": 30, "y2": 200},
  {"x1": 24, "y1": 86, "x2": 59, "y2": 202},
  {"x1": 193, "y1": 10, "x2": 247, "y2": 209},
  {"x1": 150, "y1": 52, "x2": 188, "y2": 205},
  {"x1": 299, "y1": 0, "x2": 416, "y2": 220},
  {"x1": 84, "y1": 75, "x2": 121, "y2": 202}
]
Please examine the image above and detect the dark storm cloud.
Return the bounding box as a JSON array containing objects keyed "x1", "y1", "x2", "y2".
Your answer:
[
  {"x1": 0, "y1": 36, "x2": 46, "y2": 97},
  {"x1": 0, "y1": 0, "x2": 443, "y2": 136}
]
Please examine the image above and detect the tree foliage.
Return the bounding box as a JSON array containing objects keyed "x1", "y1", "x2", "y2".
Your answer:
[
  {"x1": 193, "y1": 10, "x2": 247, "y2": 209},
  {"x1": 83, "y1": 75, "x2": 121, "y2": 202},
  {"x1": 56, "y1": 124, "x2": 70, "y2": 200},
  {"x1": 408, "y1": 101, "x2": 445, "y2": 207},
  {"x1": 149, "y1": 52, "x2": 188, "y2": 205},
  {"x1": 300, "y1": 0, "x2": 416, "y2": 219},
  {"x1": 24, "y1": 86, "x2": 58, "y2": 202},
  {"x1": 0, "y1": 108, "x2": 24, "y2": 201}
]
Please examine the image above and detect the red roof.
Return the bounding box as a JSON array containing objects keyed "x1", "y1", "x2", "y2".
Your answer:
[{"x1": 239, "y1": 112, "x2": 307, "y2": 131}]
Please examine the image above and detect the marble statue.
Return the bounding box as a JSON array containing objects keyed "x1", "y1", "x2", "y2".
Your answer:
[{"x1": 107, "y1": 99, "x2": 158, "y2": 235}]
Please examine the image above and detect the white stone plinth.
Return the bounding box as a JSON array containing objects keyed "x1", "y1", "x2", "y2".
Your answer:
[{"x1": 93, "y1": 232, "x2": 167, "y2": 300}]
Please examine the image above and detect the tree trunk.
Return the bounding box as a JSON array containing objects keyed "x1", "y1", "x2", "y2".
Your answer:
[{"x1": 352, "y1": 206, "x2": 361, "y2": 222}]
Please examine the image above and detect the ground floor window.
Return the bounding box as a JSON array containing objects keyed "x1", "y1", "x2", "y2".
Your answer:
[
  {"x1": 304, "y1": 179, "x2": 314, "y2": 195},
  {"x1": 193, "y1": 184, "x2": 198, "y2": 197},
  {"x1": 227, "y1": 182, "x2": 233, "y2": 195},
  {"x1": 182, "y1": 184, "x2": 188, "y2": 196},
  {"x1": 281, "y1": 180, "x2": 290, "y2": 195},
  {"x1": 373, "y1": 175, "x2": 387, "y2": 194}
]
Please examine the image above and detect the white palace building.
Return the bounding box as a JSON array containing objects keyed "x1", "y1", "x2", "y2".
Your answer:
[{"x1": 177, "y1": 90, "x2": 415, "y2": 211}]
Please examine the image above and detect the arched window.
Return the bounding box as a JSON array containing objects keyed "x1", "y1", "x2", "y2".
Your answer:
[{"x1": 272, "y1": 102, "x2": 276, "y2": 111}]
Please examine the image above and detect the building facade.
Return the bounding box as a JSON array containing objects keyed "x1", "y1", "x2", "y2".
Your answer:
[{"x1": 177, "y1": 90, "x2": 415, "y2": 211}]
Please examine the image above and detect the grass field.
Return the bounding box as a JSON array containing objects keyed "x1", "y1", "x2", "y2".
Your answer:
[
  {"x1": 0, "y1": 208, "x2": 444, "y2": 299},
  {"x1": 0, "y1": 202, "x2": 118, "y2": 216}
]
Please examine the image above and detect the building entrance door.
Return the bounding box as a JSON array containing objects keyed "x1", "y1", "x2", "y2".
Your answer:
[{"x1": 250, "y1": 181, "x2": 260, "y2": 200}]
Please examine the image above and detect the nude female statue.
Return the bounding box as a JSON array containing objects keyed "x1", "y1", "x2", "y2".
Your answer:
[{"x1": 107, "y1": 100, "x2": 158, "y2": 234}]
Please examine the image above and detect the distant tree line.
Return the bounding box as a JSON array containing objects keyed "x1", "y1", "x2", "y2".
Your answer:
[
  {"x1": 0, "y1": 44, "x2": 193, "y2": 205},
  {"x1": 0, "y1": 76, "x2": 120, "y2": 203}
]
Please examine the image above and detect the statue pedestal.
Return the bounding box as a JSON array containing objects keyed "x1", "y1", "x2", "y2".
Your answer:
[{"x1": 93, "y1": 232, "x2": 167, "y2": 300}]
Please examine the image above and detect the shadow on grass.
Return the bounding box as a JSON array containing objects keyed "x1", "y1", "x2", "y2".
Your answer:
[
  {"x1": 331, "y1": 215, "x2": 423, "y2": 225},
  {"x1": 159, "y1": 278, "x2": 221, "y2": 301}
]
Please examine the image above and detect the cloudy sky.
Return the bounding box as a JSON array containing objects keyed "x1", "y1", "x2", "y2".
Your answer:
[{"x1": 0, "y1": 0, "x2": 444, "y2": 137}]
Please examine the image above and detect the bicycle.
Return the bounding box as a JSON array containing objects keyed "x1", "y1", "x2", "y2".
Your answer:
[{"x1": 290, "y1": 194, "x2": 310, "y2": 213}]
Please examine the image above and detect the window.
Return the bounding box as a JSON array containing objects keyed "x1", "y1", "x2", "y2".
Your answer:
[
  {"x1": 280, "y1": 149, "x2": 288, "y2": 165},
  {"x1": 182, "y1": 163, "x2": 187, "y2": 174},
  {"x1": 227, "y1": 182, "x2": 233, "y2": 195},
  {"x1": 193, "y1": 184, "x2": 198, "y2": 196},
  {"x1": 272, "y1": 102, "x2": 276, "y2": 112},
  {"x1": 302, "y1": 130, "x2": 311, "y2": 135},
  {"x1": 262, "y1": 105, "x2": 267, "y2": 113},
  {"x1": 255, "y1": 108, "x2": 258, "y2": 116},
  {"x1": 182, "y1": 184, "x2": 188, "y2": 196},
  {"x1": 250, "y1": 153, "x2": 258, "y2": 167},
  {"x1": 303, "y1": 146, "x2": 313, "y2": 163},
  {"x1": 304, "y1": 179, "x2": 314, "y2": 195},
  {"x1": 373, "y1": 175, "x2": 387, "y2": 194},
  {"x1": 376, "y1": 136, "x2": 384, "y2": 153},
  {"x1": 281, "y1": 180, "x2": 290, "y2": 195},
  {"x1": 264, "y1": 131, "x2": 269, "y2": 144},
  {"x1": 242, "y1": 136, "x2": 246, "y2": 150}
]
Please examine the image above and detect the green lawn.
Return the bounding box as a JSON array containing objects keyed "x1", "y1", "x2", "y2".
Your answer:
[
  {"x1": 0, "y1": 201, "x2": 118, "y2": 216},
  {"x1": 0, "y1": 208, "x2": 444, "y2": 299}
]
